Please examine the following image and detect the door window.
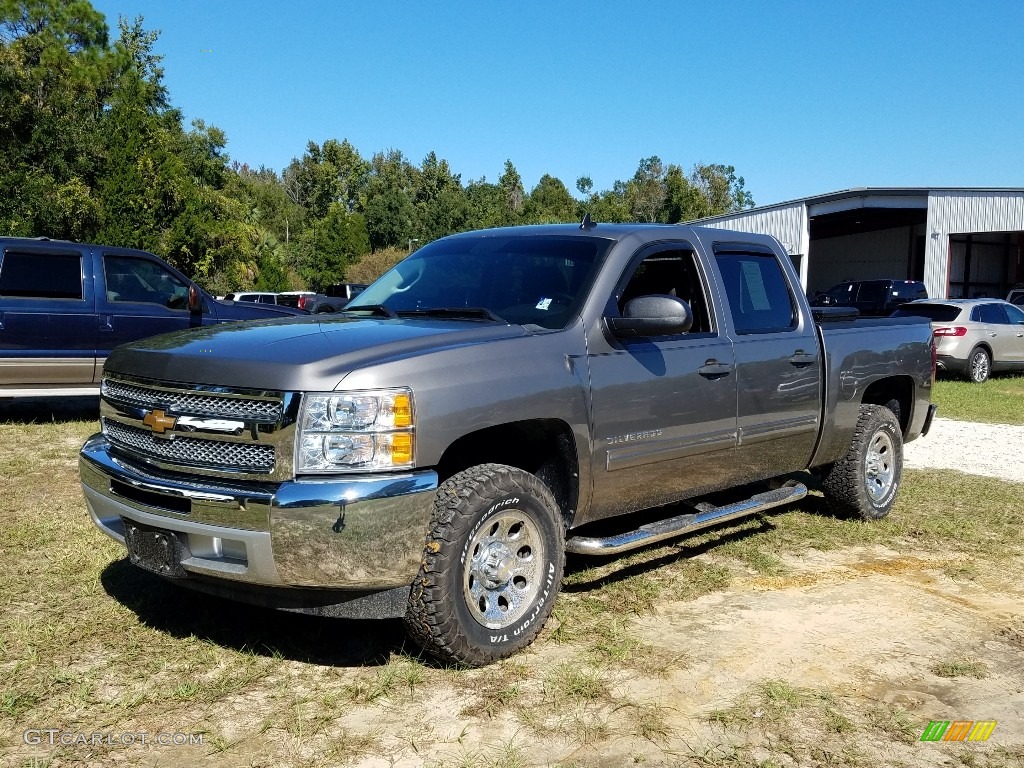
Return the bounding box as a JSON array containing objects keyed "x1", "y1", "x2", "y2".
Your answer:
[
  {"x1": 104, "y1": 255, "x2": 189, "y2": 308},
  {"x1": 1005, "y1": 304, "x2": 1024, "y2": 324},
  {"x1": 0, "y1": 251, "x2": 83, "y2": 299},
  {"x1": 715, "y1": 250, "x2": 796, "y2": 334},
  {"x1": 616, "y1": 249, "x2": 712, "y2": 334}
]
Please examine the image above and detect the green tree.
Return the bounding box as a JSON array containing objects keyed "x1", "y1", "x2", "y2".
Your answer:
[
  {"x1": 0, "y1": 0, "x2": 109, "y2": 238},
  {"x1": 363, "y1": 148, "x2": 417, "y2": 250},
  {"x1": 298, "y1": 203, "x2": 370, "y2": 290},
  {"x1": 627, "y1": 156, "x2": 667, "y2": 223},
  {"x1": 525, "y1": 174, "x2": 577, "y2": 223},
  {"x1": 415, "y1": 151, "x2": 470, "y2": 242},
  {"x1": 498, "y1": 160, "x2": 525, "y2": 225}
]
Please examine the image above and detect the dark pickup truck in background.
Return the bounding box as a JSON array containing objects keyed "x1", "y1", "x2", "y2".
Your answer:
[
  {"x1": 0, "y1": 237, "x2": 303, "y2": 397},
  {"x1": 80, "y1": 222, "x2": 937, "y2": 666}
]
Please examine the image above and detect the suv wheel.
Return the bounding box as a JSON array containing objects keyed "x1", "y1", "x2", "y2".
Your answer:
[{"x1": 965, "y1": 346, "x2": 991, "y2": 383}]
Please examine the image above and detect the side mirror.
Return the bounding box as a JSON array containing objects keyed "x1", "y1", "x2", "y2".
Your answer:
[
  {"x1": 605, "y1": 295, "x2": 693, "y2": 338},
  {"x1": 187, "y1": 284, "x2": 204, "y2": 314}
]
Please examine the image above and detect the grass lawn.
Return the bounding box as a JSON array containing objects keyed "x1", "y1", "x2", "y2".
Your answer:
[
  {"x1": 1, "y1": 394, "x2": 1021, "y2": 767},
  {"x1": 932, "y1": 373, "x2": 1024, "y2": 425}
]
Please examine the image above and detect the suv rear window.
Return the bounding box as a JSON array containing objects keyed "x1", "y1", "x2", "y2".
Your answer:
[{"x1": 0, "y1": 250, "x2": 83, "y2": 299}]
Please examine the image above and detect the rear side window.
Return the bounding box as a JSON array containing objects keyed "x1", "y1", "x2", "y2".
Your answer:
[
  {"x1": 715, "y1": 249, "x2": 796, "y2": 334},
  {"x1": 856, "y1": 282, "x2": 888, "y2": 304},
  {"x1": 972, "y1": 303, "x2": 1008, "y2": 324},
  {"x1": 0, "y1": 250, "x2": 83, "y2": 299}
]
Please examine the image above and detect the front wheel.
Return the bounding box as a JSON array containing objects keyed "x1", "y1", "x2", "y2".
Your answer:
[
  {"x1": 404, "y1": 464, "x2": 565, "y2": 667},
  {"x1": 822, "y1": 405, "x2": 903, "y2": 520}
]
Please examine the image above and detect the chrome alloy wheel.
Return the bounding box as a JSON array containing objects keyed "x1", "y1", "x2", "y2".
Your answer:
[
  {"x1": 970, "y1": 351, "x2": 990, "y2": 382},
  {"x1": 864, "y1": 429, "x2": 896, "y2": 502},
  {"x1": 463, "y1": 510, "x2": 544, "y2": 629}
]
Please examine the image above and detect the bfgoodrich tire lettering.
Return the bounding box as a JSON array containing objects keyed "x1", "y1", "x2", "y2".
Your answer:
[
  {"x1": 822, "y1": 405, "x2": 903, "y2": 520},
  {"x1": 404, "y1": 463, "x2": 564, "y2": 667}
]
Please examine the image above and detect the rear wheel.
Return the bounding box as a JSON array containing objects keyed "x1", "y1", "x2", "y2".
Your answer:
[
  {"x1": 822, "y1": 405, "x2": 903, "y2": 520},
  {"x1": 964, "y1": 346, "x2": 991, "y2": 383},
  {"x1": 404, "y1": 464, "x2": 564, "y2": 667}
]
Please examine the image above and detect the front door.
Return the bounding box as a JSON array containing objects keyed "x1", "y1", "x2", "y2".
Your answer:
[
  {"x1": 587, "y1": 245, "x2": 738, "y2": 520},
  {"x1": 97, "y1": 252, "x2": 197, "y2": 370}
]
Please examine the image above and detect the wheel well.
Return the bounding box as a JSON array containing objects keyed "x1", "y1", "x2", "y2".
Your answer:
[
  {"x1": 861, "y1": 376, "x2": 913, "y2": 434},
  {"x1": 970, "y1": 343, "x2": 993, "y2": 357},
  {"x1": 435, "y1": 419, "x2": 579, "y2": 528}
]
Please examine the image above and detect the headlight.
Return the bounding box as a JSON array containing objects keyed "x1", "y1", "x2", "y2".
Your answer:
[{"x1": 297, "y1": 389, "x2": 414, "y2": 473}]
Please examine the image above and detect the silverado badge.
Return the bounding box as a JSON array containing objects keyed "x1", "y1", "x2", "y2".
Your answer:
[{"x1": 142, "y1": 409, "x2": 177, "y2": 434}]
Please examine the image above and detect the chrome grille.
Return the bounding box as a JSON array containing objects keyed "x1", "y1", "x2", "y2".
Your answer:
[
  {"x1": 104, "y1": 420, "x2": 275, "y2": 472},
  {"x1": 99, "y1": 375, "x2": 296, "y2": 480},
  {"x1": 102, "y1": 378, "x2": 282, "y2": 421}
]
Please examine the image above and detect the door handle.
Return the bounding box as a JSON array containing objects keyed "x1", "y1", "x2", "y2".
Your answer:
[
  {"x1": 789, "y1": 352, "x2": 816, "y2": 366},
  {"x1": 698, "y1": 360, "x2": 733, "y2": 379}
]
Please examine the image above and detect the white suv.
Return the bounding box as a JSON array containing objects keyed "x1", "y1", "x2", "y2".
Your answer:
[{"x1": 223, "y1": 292, "x2": 279, "y2": 304}]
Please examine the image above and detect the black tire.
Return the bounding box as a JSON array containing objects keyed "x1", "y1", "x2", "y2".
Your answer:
[
  {"x1": 964, "y1": 346, "x2": 991, "y2": 383},
  {"x1": 404, "y1": 463, "x2": 565, "y2": 667},
  {"x1": 822, "y1": 405, "x2": 903, "y2": 520}
]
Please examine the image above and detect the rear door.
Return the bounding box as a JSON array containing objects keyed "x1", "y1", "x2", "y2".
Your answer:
[
  {"x1": 977, "y1": 302, "x2": 1024, "y2": 366},
  {"x1": 713, "y1": 243, "x2": 821, "y2": 478},
  {"x1": 97, "y1": 250, "x2": 198, "y2": 364},
  {"x1": 587, "y1": 242, "x2": 738, "y2": 518},
  {"x1": 0, "y1": 244, "x2": 97, "y2": 387},
  {"x1": 1003, "y1": 303, "x2": 1024, "y2": 365}
]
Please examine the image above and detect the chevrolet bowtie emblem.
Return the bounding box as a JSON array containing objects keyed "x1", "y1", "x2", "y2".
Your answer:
[{"x1": 142, "y1": 409, "x2": 177, "y2": 434}]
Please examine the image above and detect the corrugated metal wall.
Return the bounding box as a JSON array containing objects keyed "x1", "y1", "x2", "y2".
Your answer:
[
  {"x1": 699, "y1": 203, "x2": 809, "y2": 257},
  {"x1": 926, "y1": 191, "x2": 1024, "y2": 297},
  {"x1": 700, "y1": 190, "x2": 1024, "y2": 298}
]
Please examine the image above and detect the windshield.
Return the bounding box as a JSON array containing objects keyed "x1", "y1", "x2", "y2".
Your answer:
[
  {"x1": 347, "y1": 234, "x2": 610, "y2": 329},
  {"x1": 891, "y1": 303, "x2": 963, "y2": 322}
]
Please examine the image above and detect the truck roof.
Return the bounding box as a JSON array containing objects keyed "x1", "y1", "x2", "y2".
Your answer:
[{"x1": 442, "y1": 221, "x2": 782, "y2": 248}]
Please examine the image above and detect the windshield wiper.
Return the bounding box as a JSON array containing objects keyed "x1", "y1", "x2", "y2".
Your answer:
[
  {"x1": 341, "y1": 304, "x2": 397, "y2": 318},
  {"x1": 396, "y1": 307, "x2": 506, "y2": 323}
]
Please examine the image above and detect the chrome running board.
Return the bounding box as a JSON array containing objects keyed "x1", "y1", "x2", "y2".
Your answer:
[{"x1": 565, "y1": 480, "x2": 808, "y2": 556}]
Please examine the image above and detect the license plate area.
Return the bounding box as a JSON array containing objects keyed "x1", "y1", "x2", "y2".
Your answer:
[{"x1": 123, "y1": 520, "x2": 189, "y2": 578}]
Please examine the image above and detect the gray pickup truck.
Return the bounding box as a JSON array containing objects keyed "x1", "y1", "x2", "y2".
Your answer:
[{"x1": 80, "y1": 222, "x2": 937, "y2": 666}]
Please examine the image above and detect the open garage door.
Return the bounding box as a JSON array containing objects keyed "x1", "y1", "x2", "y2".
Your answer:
[
  {"x1": 806, "y1": 206, "x2": 928, "y2": 297},
  {"x1": 947, "y1": 231, "x2": 1024, "y2": 299}
]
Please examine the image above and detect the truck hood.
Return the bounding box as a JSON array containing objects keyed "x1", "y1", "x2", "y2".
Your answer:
[{"x1": 104, "y1": 315, "x2": 530, "y2": 391}]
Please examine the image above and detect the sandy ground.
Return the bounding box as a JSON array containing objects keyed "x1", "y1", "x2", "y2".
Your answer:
[
  {"x1": 336, "y1": 418, "x2": 1024, "y2": 767},
  {"x1": 904, "y1": 418, "x2": 1024, "y2": 483}
]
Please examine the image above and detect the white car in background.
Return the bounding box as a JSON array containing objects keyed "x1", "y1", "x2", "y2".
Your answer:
[
  {"x1": 222, "y1": 291, "x2": 280, "y2": 304},
  {"x1": 893, "y1": 299, "x2": 1024, "y2": 383}
]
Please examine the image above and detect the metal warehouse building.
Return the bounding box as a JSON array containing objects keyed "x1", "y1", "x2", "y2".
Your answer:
[{"x1": 695, "y1": 188, "x2": 1024, "y2": 300}]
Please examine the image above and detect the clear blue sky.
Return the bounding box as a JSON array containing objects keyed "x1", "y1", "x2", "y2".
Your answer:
[{"x1": 89, "y1": 0, "x2": 1024, "y2": 207}]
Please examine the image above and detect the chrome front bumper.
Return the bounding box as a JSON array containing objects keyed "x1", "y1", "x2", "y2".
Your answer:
[{"x1": 80, "y1": 434, "x2": 438, "y2": 590}]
